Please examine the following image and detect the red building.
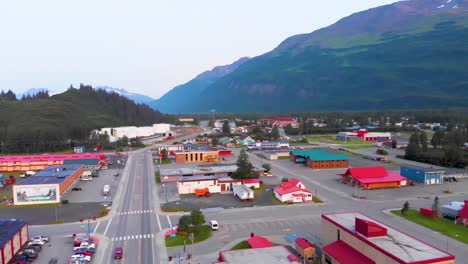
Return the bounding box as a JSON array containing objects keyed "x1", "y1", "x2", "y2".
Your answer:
[
  {"x1": 0, "y1": 153, "x2": 105, "y2": 172},
  {"x1": 339, "y1": 167, "x2": 407, "y2": 189}
]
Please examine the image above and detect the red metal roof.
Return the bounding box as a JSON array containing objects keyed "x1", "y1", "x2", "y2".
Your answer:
[
  {"x1": 0, "y1": 153, "x2": 105, "y2": 162},
  {"x1": 322, "y1": 240, "x2": 375, "y2": 264},
  {"x1": 247, "y1": 236, "x2": 272, "y2": 249},
  {"x1": 341, "y1": 167, "x2": 407, "y2": 184},
  {"x1": 280, "y1": 178, "x2": 301, "y2": 188},
  {"x1": 288, "y1": 254, "x2": 299, "y2": 262},
  {"x1": 355, "y1": 217, "x2": 387, "y2": 238},
  {"x1": 274, "y1": 185, "x2": 311, "y2": 196},
  {"x1": 242, "y1": 178, "x2": 260, "y2": 184},
  {"x1": 295, "y1": 238, "x2": 314, "y2": 249},
  {"x1": 457, "y1": 200, "x2": 468, "y2": 219}
]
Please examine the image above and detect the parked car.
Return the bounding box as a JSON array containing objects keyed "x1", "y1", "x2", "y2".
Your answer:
[
  {"x1": 113, "y1": 173, "x2": 119, "y2": 177},
  {"x1": 72, "y1": 187, "x2": 83, "y2": 191},
  {"x1": 24, "y1": 245, "x2": 42, "y2": 252},
  {"x1": 73, "y1": 242, "x2": 96, "y2": 251},
  {"x1": 32, "y1": 235, "x2": 50, "y2": 242},
  {"x1": 73, "y1": 237, "x2": 93, "y2": 247},
  {"x1": 28, "y1": 239, "x2": 45, "y2": 246},
  {"x1": 20, "y1": 251, "x2": 38, "y2": 260},
  {"x1": 209, "y1": 220, "x2": 219, "y2": 231},
  {"x1": 70, "y1": 254, "x2": 91, "y2": 262},
  {"x1": 114, "y1": 247, "x2": 123, "y2": 259},
  {"x1": 74, "y1": 248, "x2": 93, "y2": 256}
]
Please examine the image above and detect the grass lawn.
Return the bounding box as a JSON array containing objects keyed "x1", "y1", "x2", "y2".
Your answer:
[
  {"x1": 231, "y1": 241, "x2": 251, "y2": 250},
  {"x1": 312, "y1": 196, "x2": 323, "y2": 203},
  {"x1": 165, "y1": 225, "x2": 212, "y2": 247},
  {"x1": 277, "y1": 156, "x2": 290, "y2": 160},
  {"x1": 155, "y1": 171, "x2": 161, "y2": 184},
  {"x1": 345, "y1": 145, "x2": 376, "y2": 149},
  {"x1": 391, "y1": 209, "x2": 468, "y2": 244},
  {"x1": 306, "y1": 136, "x2": 371, "y2": 145}
]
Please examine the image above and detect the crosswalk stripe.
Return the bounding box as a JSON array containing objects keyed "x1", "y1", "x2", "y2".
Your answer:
[
  {"x1": 151, "y1": 234, "x2": 154, "y2": 238},
  {"x1": 119, "y1": 237, "x2": 122, "y2": 241}
]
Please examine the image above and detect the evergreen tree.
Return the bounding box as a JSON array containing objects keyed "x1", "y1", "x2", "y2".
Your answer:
[
  {"x1": 271, "y1": 126, "x2": 280, "y2": 140},
  {"x1": 232, "y1": 149, "x2": 258, "y2": 179},
  {"x1": 161, "y1": 149, "x2": 169, "y2": 161},
  {"x1": 431, "y1": 130, "x2": 444, "y2": 148},
  {"x1": 401, "y1": 201, "x2": 410, "y2": 215},
  {"x1": 262, "y1": 163, "x2": 271, "y2": 172},
  {"x1": 405, "y1": 133, "x2": 421, "y2": 159},
  {"x1": 222, "y1": 121, "x2": 230, "y2": 135},
  {"x1": 432, "y1": 196, "x2": 440, "y2": 217},
  {"x1": 211, "y1": 137, "x2": 219, "y2": 147},
  {"x1": 177, "y1": 215, "x2": 192, "y2": 233},
  {"x1": 419, "y1": 131, "x2": 428, "y2": 152}
]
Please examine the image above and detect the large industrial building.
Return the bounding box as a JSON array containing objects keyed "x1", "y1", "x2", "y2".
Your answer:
[
  {"x1": 337, "y1": 129, "x2": 391, "y2": 142},
  {"x1": 159, "y1": 164, "x2": 264, "y2": 183},
  {"x1": 0, "y1": 219, "x2": 29, "y2": 264},
  {"x1": 0, "y1": 153, "x2": 104, "y2": 172},
  {"x1": 321, "y1": 212, "x2": 455, "y2": 264},
  {"x1": 340, "y1": 167, "x2": 408, "y2": 189},
  {"x1": 290, "y1": 150, "x2": 348, "y2": 169},
  {"x1": 174, "y1": 150, "x2": 220, "y2": 163},
  {"x1": 93, "y1": 123, "x2": 171, "y2": 142},
  {"x1": 12, "y1": 164, "x2": 84, "y2": 205}
]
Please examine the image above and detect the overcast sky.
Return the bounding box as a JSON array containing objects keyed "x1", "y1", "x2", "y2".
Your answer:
[{"x1": 0, "y1": 0, "x2": 399, "y2": 99}]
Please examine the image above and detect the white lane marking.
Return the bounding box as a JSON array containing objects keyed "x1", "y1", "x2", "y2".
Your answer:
[
  {"x1": 143, "y1": 234, "x2": 146, "y2": 239},
  {"x1": 167, "y1": 215, "x2": 172, "y2": 227},
  {"x1": 119, "y1": 237, "x2": 122, "y2": 241},
  {"x1": 156, "y1": 214, "x2": 162, "y2": 231},
  {"x1": 93, "y1": 221, "x2": 101, "y2": 234},
  {"x1": 151, "y1": 234, "x2": 154, "y2": 238},
  {"x1": 103, "y1": 218, "x2": 112, "y2": 236}
]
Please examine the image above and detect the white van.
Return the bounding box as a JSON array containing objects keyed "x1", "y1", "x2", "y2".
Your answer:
[
  {"x1": 209, "y1": 220, "x2": 219, "y2": 231},
  {"x1": 103, "y1": 185, "x2": 110, "y2": 195}
]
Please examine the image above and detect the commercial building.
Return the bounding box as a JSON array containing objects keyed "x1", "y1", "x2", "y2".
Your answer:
[
  {"x1": 154, "y1": 144, "x2": 185, "y2": 156},
  {"x1": 400, "y1": 166, "x2": 444, "y2": 185},
  {"x1": 177, "y1": 176, "x2": 242, "y2": 194},
  {"x1": 290, "y1": 150, "x2": 348, "y2": 169},
  {"x1": 274, "y1": 178, "x2": 313, "y2": 203},
  {"x1": 264, "y1": 117, "x2": 299, "y2": 128},
  {"x1": 340, "y1": 167, "x2": 407, "y2": 189},
  {"x1": 174, "y1": 150, "x2": 220, "y2": 163},
  {"x1": 12, "y1": 164, "x2": 84, "y2": 205},
  {"x1": 321, "y1": 212, "x2": 455, "y2": 264},
  {"x1": 0, "y1": 153, "x2": 105, "y2": 172},
  {"x1": 266, "y1": 150, "x2": 291, "y2": 160},
  {"x1": 0, "y1": 219, "x2": 29, "y2": 264},
  {"x1": 247, "y1": 141, "x2": 290, "y2": 150},
  {"x1": 159, "y1": 164, "x2": 264, "y2": 183},
  {"x1": 337, "y1": 129, "x2": 391, "y2": 142},
  {"x1": 93, "y1": 123, "x2": 171, "y2": 142},
  {"x1": 237, "y1": 135, "x2": 255, "y2": 146}
]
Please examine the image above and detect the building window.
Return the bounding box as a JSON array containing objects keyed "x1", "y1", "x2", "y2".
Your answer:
[
  {"x1": 337, "y1": 229, "x2": 340, "y2": 240},
  {"x1": 324, "y1": 254, "x2": 332, "y2": 264}
]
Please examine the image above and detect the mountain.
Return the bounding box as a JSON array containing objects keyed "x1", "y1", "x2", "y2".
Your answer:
[
  {"x1": 95, "y1": 86, "x2": 154, "y2": 104},
  {"x1": 0, "y1": 85, "x2": 167, "y2": 153},
  {"x1": 149, "y1": 57, "x2": 250, "y2": 113},
  {"x1": 158, "y1": 0, "x2": 468, "y2": 113},
  {"x1": 16, "y1": 88, "x2": 58, "y2": 99}
]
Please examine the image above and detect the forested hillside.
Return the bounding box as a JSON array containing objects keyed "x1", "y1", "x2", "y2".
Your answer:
[{"x1": 0, "y1": 85, "x2": 171, "y2": 153}]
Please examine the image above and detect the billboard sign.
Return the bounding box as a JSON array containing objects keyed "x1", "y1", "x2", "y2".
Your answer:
[{"x1": 13, "y1": 184, "x2": 60, "y2": 205}]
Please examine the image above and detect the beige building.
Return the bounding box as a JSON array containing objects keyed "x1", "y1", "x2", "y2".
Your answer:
[
  {"x1": 174, "y1": 150, "x2": 219, "y2": 163},
  {"x1": 321, "y1": 212, "x2": 455, "y2": 264}
]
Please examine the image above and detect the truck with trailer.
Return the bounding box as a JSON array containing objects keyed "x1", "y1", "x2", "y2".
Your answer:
[
  {"x1": 194, "y1": 188, "x2": 211, "y2": 197},
  {"x1": 232, "y1": 184, "x2": 254, "y2": 201}
]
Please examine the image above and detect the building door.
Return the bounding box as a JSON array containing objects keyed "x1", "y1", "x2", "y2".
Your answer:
[{"x1": 221, "y1": 184, "x2": 226, "y2": 191}]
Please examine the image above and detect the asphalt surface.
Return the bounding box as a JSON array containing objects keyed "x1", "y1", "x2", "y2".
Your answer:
[{"x1": 29, "y1": 136, "x2": 468, "y2": 264}]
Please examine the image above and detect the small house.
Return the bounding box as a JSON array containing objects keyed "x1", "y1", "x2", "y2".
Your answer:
[
  {"x1": 295, "y1": 238, "x2": 315, "y2": 261},
  {"x1": 274, "y1": 178, "x2": 312, "y2": 203},
  {"x1": 238, "y1": 135, "x2": 255, "y2": 146}
]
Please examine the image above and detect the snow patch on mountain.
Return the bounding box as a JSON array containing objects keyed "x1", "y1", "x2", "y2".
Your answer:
[{"x1": 94, "y1": 86, "x2": 154, "y2": 104}]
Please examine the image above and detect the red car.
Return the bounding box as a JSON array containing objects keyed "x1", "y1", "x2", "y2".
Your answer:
[{"x1": 114, "y1": 247, "x2": 123, "y2": 259}]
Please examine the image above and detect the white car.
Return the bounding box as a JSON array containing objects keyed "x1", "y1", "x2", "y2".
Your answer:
[
  {"x1": 28, "y1": 239, "x2": 45, "y2": 246},
  {"x1": 70, "y1": 254, "x2": 91, "y2": 262},
  {"x1": 73, "y1": 242, "x2": 96, "y2": 251},
  {"x1": 209, "y1": 220, "x2": 219, "y2": 231},
  {"x1": 32, "y1": 235, "x2": 50, "y2": 242}
]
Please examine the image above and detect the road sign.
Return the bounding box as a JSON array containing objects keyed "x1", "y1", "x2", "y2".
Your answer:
[{"x1": 188, "y1": 233, "x2": 194, "y2": 241}]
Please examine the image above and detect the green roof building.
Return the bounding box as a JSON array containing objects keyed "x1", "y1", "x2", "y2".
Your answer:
[{"x1": 290, "y1": 150, "x2": 348, "y2": 170}]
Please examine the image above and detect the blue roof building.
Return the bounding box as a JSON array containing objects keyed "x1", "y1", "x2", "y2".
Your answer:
[
  {"x1": 400, "y1": 166, "x2": 444, "y2": 185},
  {"x1": 0, "y1": 218, "x2": 29, "y2": 263},
  {"x1": 18, "y1": 164, "x2": 83, "y2": 186}
]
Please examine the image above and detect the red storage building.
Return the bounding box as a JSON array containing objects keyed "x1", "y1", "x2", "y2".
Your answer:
[{"x1": 339, "y1": 166, "x2": 407, "y2": 189}]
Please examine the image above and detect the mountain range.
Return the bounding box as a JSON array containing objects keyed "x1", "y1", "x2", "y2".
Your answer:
[
  {"x1": 149, "y1": 0, "x2": 468, "y2": 113},
  {"x1": 15, "y1": 86, "x2": 154, "y2": 104}
]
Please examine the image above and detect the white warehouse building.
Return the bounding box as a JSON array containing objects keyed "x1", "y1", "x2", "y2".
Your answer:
[{"x1": 93, "y1": 123, "x2": 171, "y2": 142}]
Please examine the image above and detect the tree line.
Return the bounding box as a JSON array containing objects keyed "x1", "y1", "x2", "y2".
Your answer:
[{"x1": 405, "y1": 127, "x2": 468, "y2": 168}]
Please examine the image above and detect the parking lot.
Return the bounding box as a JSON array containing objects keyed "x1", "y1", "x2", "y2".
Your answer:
[{"x1": 267, "y1": 150, "x2": 468, "y2": 202}]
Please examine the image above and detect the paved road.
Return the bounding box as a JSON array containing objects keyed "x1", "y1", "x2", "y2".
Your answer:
[{"x1": 31, "y1": 137, "x2": 468, "y2": 264}]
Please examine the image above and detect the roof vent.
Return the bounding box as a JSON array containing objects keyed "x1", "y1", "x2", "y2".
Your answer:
[{"x1": 355, "y1": 217, "x2": 387, "y2": 238}]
